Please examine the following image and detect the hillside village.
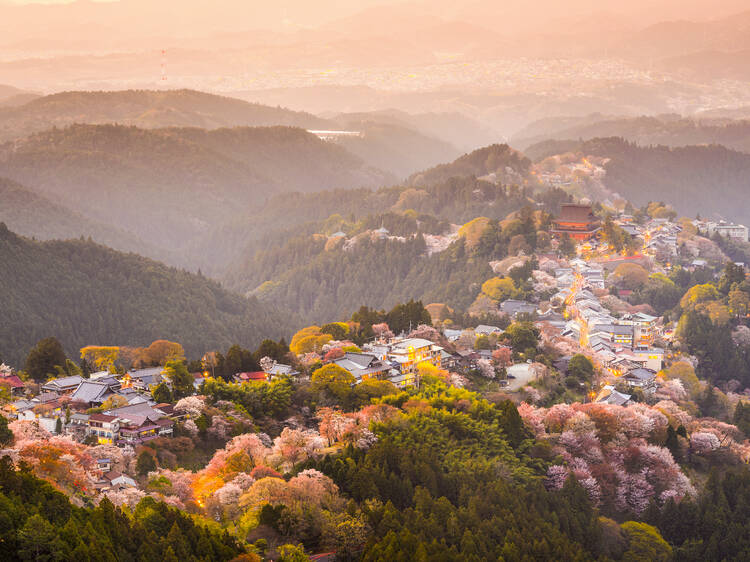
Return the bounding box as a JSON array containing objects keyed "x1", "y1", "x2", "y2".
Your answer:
[{"x1": 2, "y1": 193, "x2": 750, "y2": 559}]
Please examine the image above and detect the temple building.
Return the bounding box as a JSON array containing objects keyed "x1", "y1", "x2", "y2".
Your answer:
[{"x1": 551, "y1": 204, "x2": 601, "y2": 241}]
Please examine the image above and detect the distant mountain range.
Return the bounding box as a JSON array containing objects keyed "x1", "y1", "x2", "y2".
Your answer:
[
  {"x1": 0, "y1": 89, "x2": 330, "y2": 142},
  {"x1": 0, "y1": 224, "x2": 291, "y2": 367}
]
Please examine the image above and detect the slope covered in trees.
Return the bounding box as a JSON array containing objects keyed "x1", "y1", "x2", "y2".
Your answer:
[
  {"x1": 0, "y1": 224, "x2": 290, "y2": 366},
  {"x1": 0, "y1": 88, "x2": 331, "y2": 141},
  {"x1": 0, "y1": 124, "x2": 391, "y2": 265},
  {"x1": 0, "y1": 456, "x2": 246, "y2": 561},
  {"x1": 526, "y1": 137, "x2": 750, "y2": 224},
  {"x1": 0, "y1": 176, "x2": 167, "y2": 258},
  {"x1": 408, "y1": 143, "x2": 531, "y2": 186},
  {"x1": 224, "y1": 202, "x2": 546, "y2": 324}
]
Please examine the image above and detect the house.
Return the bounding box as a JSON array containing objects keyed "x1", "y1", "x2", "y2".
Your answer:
[
  {"x1": 620, "y1": 312, "x2": 659, "y2": 346},
  {"x1": 475, "y1": 324, "x2": 504, "y2": 336},
  {"x1": 631, "y1": 347, "x2": 664, "y2": 372},
  {"x1": 235, "y1": 371, "x2": 268, "y2": 383},
  {"x1": 622, "y1": 368, "x2": 657, "y2": 392},
  {"x1": 97, "y1": 471, "x2": 137, "y2": 492},
  {"x1": 265, "y1": 363, "x2": 300, "y2": 378},
  {"x1": 66, "y1": 412, "x2": 90, "y2": 438},
  {"x1": 41, "y1": 375, "x2": 84, "y2": 394},
  {"x1": 333, "y1": 352, "x2": 392, "y2": 383},
  {"x1": 7, "y1": 399, "x2": 35, "y2": 418},
  {"x1": 443, "y1": 328, "x2": 463, "y2": 342},
  {"x1": 590, "y1": 323, "x2": 634, "y2": 349},
  {"x1": 440, "y1": 350, "x2": 457, "y2": 370},
  {"x1": 87, "y1": 413, "x2": 120, "y2": 445},
  {"x1": 454, "y1": 350, "x2": 479, "y2": 370},
  {"x1": 70, "y1": 381, "x2": 116, "y2": 407},
  {"x1": 499, "y1": 300, "x2": 537, "y2": 318},
  {"x1": 106, "y1": 403, "x2": 173, "y2": 444},
  {"x1": 706, "y1": 221, "x2": 749, "y2": 242},
  {"x1": 124, "y1": 367, "x2": 163, "y2": 390},
  {"x1": 192, "y1": 372, "x2": 207, "y2": 390},
  {"x1": 595, "y1": 385, "x2": 631, "y2": 406},
  {"x1": 95, "y1": 458, "x2": 112, "y2": 472},
  {"x1": 0, "y1": 367, "x2": 25, "y2": 396},
  {"x1": 380, "y1": 337, "x2": 443, "y2": 376},
  {"x1": 551, "y1": 204, "x2": 601, "y2": 241}
]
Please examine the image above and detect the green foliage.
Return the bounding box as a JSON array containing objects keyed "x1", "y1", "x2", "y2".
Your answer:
[
  {"x1": 0, "y1": 456, "x2": 246, "y2": 561},
  {"x1": 502, "y1": 321, "x2": 539, "y2": 357},
  {"x1": 277, "y1": 543, "x2": 310, "y2": 562},
  {"x1": 677, "y1": 310, "x2": 750, "y2": 385},
  {"x1": 201, "y1": 377, "x2": 294, "y2": 419},
  {"x1": 24, "y1": 337, "x2": 67, "y2": 382},
  {"x1": 163, "y1": 361, "x2": 195, "y2": 400},
  {"x1": 408, "y1": 143, "x2": 531, "y2": 186},
  {"x1": 223, "y1": 184, "x2": 534, "y2": 323},
  {"x1": 0, "y1": 228, "x2": 290, "y2": 367},
  {"x1": 734, "y1": 401, "x2": 750, "y2": 438},
  {"x1": 311, "y1": 364, "x2": 356, "y2": 404},
  {"x1": 634, "y1": 273, "x2": 682, "y2": 314},
  {"x1": 620, "y1": 521, "x2": 672, "y2": 562},
  {"x1": 303, "y1": 383, "x2": 606, "y2": 560},
  {"x1": 0, "y1": 416, "x2": 12, "y2": 448},
  {"x1": 136, "y1": 451, "x2": 157, "y2": 476},
  {"x1": 567, "y1": 354, "x2": 595, "y2": 383},
  {"x1": 649, "y1": 468, "x2": 750, "y2": 561},
  {"x1": 481, "y1": 277, "x2": 516, "y2": 301},
  {"x1": 152, "y1": 382, "x2": 173, "y2": 404}
]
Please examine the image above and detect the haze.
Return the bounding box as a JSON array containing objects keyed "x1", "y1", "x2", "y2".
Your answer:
[{"x1": 2, "y1": 0, "x2": 750, "y2": 137}]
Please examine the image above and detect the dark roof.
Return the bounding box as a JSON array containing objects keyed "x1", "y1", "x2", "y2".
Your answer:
[
  {"x1": 555, "y1": 204, "x2": 597, "y2": 224},
  {"x1": 89, "y1": 413, "x2": 118, "y2": 422},
  {"x1": 624, "y1": 368, "x2": 656, "y2": 382}
]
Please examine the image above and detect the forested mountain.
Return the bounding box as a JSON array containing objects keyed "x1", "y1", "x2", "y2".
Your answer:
[
  {"x1": 513, "y1": 114, "x2": 750, "y2": 153},
  {"x1": 0, "y1": 224, "x2": 291, "y2": 366},
  {"x1": 333, "y1": 121, "x2": 460, "y2": 179},
  {"x1": 0, "y1": 176, "x2": 167, "y2": 258},
  {"x1": 527, "y1": 137, "x2": 750, "y2": 223},
  {"x1": 329, "y1": 108, "x2": 498, "y2": 152},
  {"x1": 0, "y1": 84, "x2": 39, "y2": 108},
  {"x1": 0, "y1": 89, "x2": 331, "y2": 141},
  {"x1": 187, "y1": 169, "x2": 538, "y2": 275},
  {"x1": 0, "y1": 124, "x2": 391, "y2": 265},
  {"x1": 223, "y1": 190, "x2": 543, "y2": 322},
  {"x1": 0, "y1": 89, "x2": 466, "y2": 181},
  {"x1": 228, "y1": 231, "x2": 494, "y2": 323},
  {"x1": 409, "y1": 143, "x2": 532, "y2": 186}
]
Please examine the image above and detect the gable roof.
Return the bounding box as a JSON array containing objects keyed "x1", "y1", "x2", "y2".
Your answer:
[
  {"x1": 42, "y1": 375, "x2": 84, "y2": 390},
  {"x1": 89, "y1": 413, "x2": 118, "y2": 423},
  {"x1": 0, "y1": 375, "x2": 24, "y2": 389},
  {"x1": 555, "y1": 204, "x2": 597, "y2": 223},
  {"x1": 623, "y1": 368, "x2": 656, "y2": 382},
  {"x1": 71, "y1": 381, "x2": 112, "y2": 404}
]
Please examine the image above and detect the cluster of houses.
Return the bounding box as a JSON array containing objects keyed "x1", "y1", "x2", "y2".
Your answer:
[
  {"x1": 553, "y1": 258, "x2": 664, "y2": 405},
  {"x1": 4, "y1": 367, "x2": 179, "y2": 446},
  {"x1": 325, "y1": 336, "x2": 447, "y2": 388},
  {"x1": 695, "y1": 219, "x2": 749, "y2": 243}
]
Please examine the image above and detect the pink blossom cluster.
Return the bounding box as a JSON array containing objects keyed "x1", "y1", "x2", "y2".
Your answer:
[{"x1": 521, "y1": 400, "x2": 696, "y2": 513}]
